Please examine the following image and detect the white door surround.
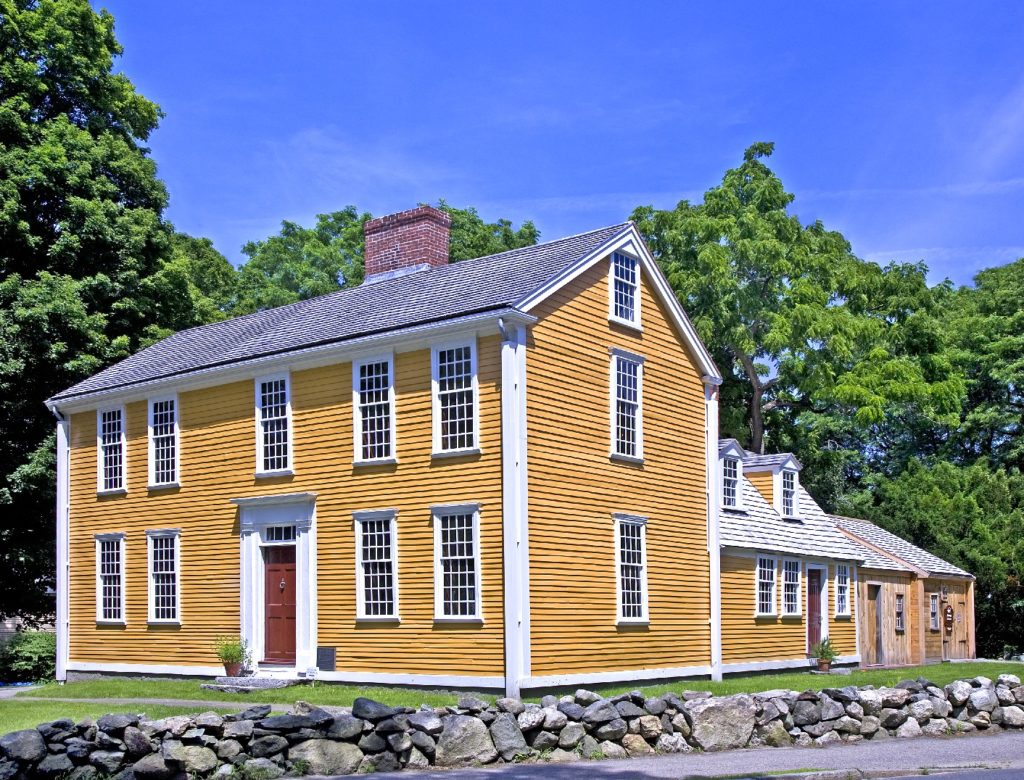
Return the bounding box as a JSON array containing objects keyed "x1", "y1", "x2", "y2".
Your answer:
[{"x1": 232, "y1": 492, "x2": 317, "y2": 674}]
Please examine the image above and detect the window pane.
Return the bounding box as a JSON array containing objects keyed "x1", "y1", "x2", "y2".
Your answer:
[
  {"x1": 151, "y1": 536, "x2": 177, "y2": 621},
  {"x1": 612, "y1": 253, "x2": 638, "y2": 322},
  {"x1": 757, "y1": 557, "x2": 776, "y2": 615},
  {"x1": 618, "y1": 521, "x2": 644, "y2": 619},
  {"x1": 783, "y1": 560, "x2": 800, "y2": 614},
  {"x1": 99, "y1": 539, "x2": 122, "y2": 621},
  {"x1": 260, "y1": 379, "x2": 289, "y2": 471},
  {"x1": 151, "y1": 399, "x2": 176, "y2": 484},
  {"x1": 782, "y1": 471, "x2": 795, "y2": 516},
  {"x1": 358, "y1": 361, "x2": 392, "y2": 460},
  {"x1": 437, "y1": 347, "x2": 474, "y2": 451},
  {"x1": 836, "y1": 565, "x2": 849, "y2": 614},
  {"x1": 361, "y1": 518, "x2": 395, "y2": 617},
  {"x1": 439, "y1": 513, "x2": 477, "y2": 617},
  {"x1": 100, "y1": 410, "x2": 124, "y2": 491},
  {"x1": 723, "y1": 458, "x2": 738, "y2": 507},
  {"x1": 614, "y1": 357, "x2": 640, "y2": 457}
]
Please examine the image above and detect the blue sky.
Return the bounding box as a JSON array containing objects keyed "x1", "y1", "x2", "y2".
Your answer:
[{"x1": 101, "y1": 2, "x2": 1024, "y2": 286}]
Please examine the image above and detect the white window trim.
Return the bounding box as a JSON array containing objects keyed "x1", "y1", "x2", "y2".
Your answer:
[
  {"x1": 755, "y1": 555, "x2": 778, "y2": 617},
  {"x1": 430, "y1": 340, "x2": 481, "y2": 457},
  {"x1": 722, "y1": 455, "x2": 744, "y2": 510},
  {"x1": 614, "y1": 513, "x2": 649, "y2": 625},
  {"x1": 929, "y1": 593, "x2": 940, "y2": 630},
  {"x1": 353, "y1": 509, "x2": 400, "y2": 622},
  {"x1": 352, "y1": 353, "x2": 397, "y2": 465},
  {"x1": 608, "y1": 348, "x2": 645, "y2": 463},
  {"x1": 835, "y1": 563, "x2": 852, "y2": 617},
  {"x1": 776, "y1": 468, "x2": 800, "y2": 518},
  {"x1": 254, "y1": 372, "x2": 293, "y2": 477},
  {"x1": 432, "y1": 503, "x2": 483, "y2": 622},
  {"x1": 608, "y1": 251, "x2": 642, "y2": 330},
  {"x1": 147, "y1": 394, "x2": 180, "y2": 489},
  {"x1": 146, "y1": 529, "x2": 181, "y2": 625},
  {"x1": 96, "y1": 405, "x2": 127, "y2": 495},
  {"x1": 781, "y1": 558, "x2": 802, "y2": 617},
  {"x1": 95, "y1": 532, "x2": 126, "y2": 625}
]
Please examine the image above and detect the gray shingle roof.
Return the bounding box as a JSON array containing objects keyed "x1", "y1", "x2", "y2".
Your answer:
[
  {"x1": 720, "y1": 480, "x2": 867, "y2": 562},
  {"x1": 741, "y1": 450, "x2": 802, "y2": 470},
  {"x1": 50, "y1": 223, "x2": 631, "y2": 403},
  {"x1": 832, "y1": 515, "x2": 972, "y2": 579}
]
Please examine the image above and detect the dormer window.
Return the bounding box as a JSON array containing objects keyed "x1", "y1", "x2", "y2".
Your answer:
[
  {"x1": 781, "y1": 470, "x2": 797, "y2": 517},
  {"x1": 610, "y1": 252, "x2": 640, "y2": 327},
  {"x1": 723, "y1": 457, "x2": 740, "y2": 508}
]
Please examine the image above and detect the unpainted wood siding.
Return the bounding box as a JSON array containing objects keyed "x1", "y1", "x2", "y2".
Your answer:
[
  {"x1": 923, "y1": 578, "x2": 974, "y2": 661},
  {"x1": 67, "y1": 338, "x2": 505, "y2": 676},
  {"x1": 525, "y1": 257, "x2": 712, "y2": 675},
  {"x1": 857, "y1": 569, "x2": 917, "y2": 666},
  {"x1": 720, "y1": 554, "x2": 857, "y2": 663}
]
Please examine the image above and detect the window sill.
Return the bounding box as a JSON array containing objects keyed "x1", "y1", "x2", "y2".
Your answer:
[
  {"x1": 835, "y1": 613, "x2": 853, "y2": 620},
  {"x1": 96, "y1": 488, "x2": 127, "y2": 497},
  {"x1": 148, "y1": 482, "x2": 180, "y2": 491},
  {"x1": 609, "y1": 452, "x2": 644, "y2": 466},
  {"x1": 781, "y1": 515, "x2": 803, "y2": 521},
  {"x1": 608, "y1": 316, "x2": 643, "y2": 333},
  {"x1": 754, "y1": 613, "x2": 778, "y2": 619},
  {"x1": 147, "y1": 620, "x2": 181, "y2": 627},
  {"x1": 356, "y1": 616, "x2": 401, "y2": 624},
  {"x1": 433, "y1": 616, "x2": 483, "y2": 624},
  {"x1": 781, "y1": 613, "x2": 803, "y2": 620},
  {"x1": 721, "y1": 505, "x2": 746, "y2": 513},
  {"x1": 96, "y1": 620, "x2": 126, "y2": 627},
  {"x1": 255, "y1": 469, "x2": 294, "y2": 478},
  {"x1": 353, "y1": 457, "x2": 398, "y2": 467},
  {"x1": 616, "y1": 619, "x2": 650, "y2": 627},
  {"x1": 432, "y1": 448, "x2": 481, "y2": 460}
]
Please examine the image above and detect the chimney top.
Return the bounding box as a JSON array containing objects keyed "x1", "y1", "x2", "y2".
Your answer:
[{"x1": 363, "y1": 205, "x2": 451, "y2": 284}]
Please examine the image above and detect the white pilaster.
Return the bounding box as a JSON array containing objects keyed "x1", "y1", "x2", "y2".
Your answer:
[
  {"x1": 705, "y1": 382, "x2": 723, "y2": 681},
  {"x1": 55, "y1": 418, "x2": 70, "y2": 682}
]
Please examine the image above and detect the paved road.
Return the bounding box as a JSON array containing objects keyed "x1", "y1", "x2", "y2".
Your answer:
[
  {"x1": 891, "y1": 772, "x2": 1024, "y2": 780},
  {"x1": 365, "y1": 731, "x2": 1024, "y2": 780}
]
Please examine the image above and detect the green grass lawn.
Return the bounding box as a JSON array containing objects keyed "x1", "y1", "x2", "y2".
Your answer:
[
  {"x1": 14, "y1": 660, "x2": 1024, "y2": 713},
  {"x1": 0, "y1": 701, "x2": 235, "y2": 735}
]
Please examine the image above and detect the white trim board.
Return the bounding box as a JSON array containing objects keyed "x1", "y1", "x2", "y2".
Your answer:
[
  {"x1": 722, "y1": 655, "x2": 861, "y2": 675},
  {"x1": 66, "y1": 661, "x2": 225, "y2": 677},
  {"x1": 316, "y1": 671, "x2": 505, "y2": 689},
  {"x1": 55, "y1": 419, "x2": 70, "y2": 682},
  {"x1": 522, "y1": 664, "x2": 714, "y2": 690}
]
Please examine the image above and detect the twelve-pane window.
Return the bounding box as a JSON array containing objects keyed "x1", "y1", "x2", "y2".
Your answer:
[
  {"x1": 616, "y1": 517, "x2": 648, "y2": 621},
  {"x1": 835, "y1": 564, "x2": 850, "y2": 615},
  {"x1": 99, "y1": 409, "x2": 125, "y2": 491},
  {"x1": 150, "y1": 399, "x2": 177, "y2": 485},
  {"x1": 258, "y1": 377, "x2": 290, "y2": 472},
  {"x1": 723, "y1": 457, "x2": 739, "y2": 507},
  {"x1": 436, "y1": 511, "x2": 479, "y2": 618},
  {"x1": 757, "y1": 556, "x2": 777, "y2": 615},
  {"x1": 781, "y1": 470, "x2": 796, "y2": 516},
  {"x1": 357, "y1": 514, "x2": 397, "y2": 618},
  {"x1": 782, "y1": 559, "x2": 801, "y2": 615},
  {"x1": 895, "y1": 593, "x2": 905, "y2": 631},
  {"x1": 435, "y1": 346, "x2": 475, "y2": 452},
  {"x1": 613, "y1": 355, "x2": 641, "y2": 458},
  {"x1": 149, "y1": 533, "x2": 178, "y2": 622},
  {"x1": 97, "y1": 537, "x2": 124, "y2": 621},
  {"x1": 356, "y1": 359, "x2": 393, "y2": 461},
  {"x1": 612, "y1": 253, "x2": 639, "y2": 324}
]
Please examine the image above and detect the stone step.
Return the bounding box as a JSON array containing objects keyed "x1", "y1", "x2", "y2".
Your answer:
[{"x1": 200, "y1": 677, "x2": 299, "y2": 694}]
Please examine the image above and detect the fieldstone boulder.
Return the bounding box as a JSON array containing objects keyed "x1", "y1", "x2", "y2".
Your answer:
[
  {"x1": 845, "y1": 701, "x2": 864, "y2": 719},
  {"x1": 857, "y1": 689, "x2": 885, "y2": 716},
  {"x1": 546, "y1": 748, "x2": 576, "y2": 763},
  {"x1": 435, "y1": 715, "x2": 497, "y2": 766},
  {"x1": 997, "y1": 674, "x2": 1021, "y2": 687},
  {"x1": 489, "y1": 713, "x2": 527, "y2": 760},
  {"x1": 407, "y1": 711, "x2": 443, "y2": 736},
  {"x1": 582, "y1": 701, "x2": 620, "y2": 725},
  {"x1": 922, "y1": 719, "x2": 949, "y2": 737},
  {"x1": 615, "y1": 700, "x2": 645, "y2": 718},
  {"x1": 214, "y1": 740, "x2": 241, "y2": 760},
  {"x1": 819, "y1": 696, "x2": 845, "y2": 721},
  {"x1": 802, "y1": 720, "x2": 835, "y2": 738},
  {"x1": 356, "y1": 732, "x2": 386, "y2": 753},
  {"x1": 287, "y1": 739, "x2": 362, "y2": 775},
  {"x1": 792, "y1": 700, "x2": 821, "y2": 726},
  {"x1": 575, "y1": 689, "x2": 602, "y2": 705},
  {"x1": 530, "y1": 731, "x2": 557, "y2": 751},
  {"x1": 122, "y1": 726, "x2": 153, "y2": 758},
  {"x1": 970, "y1": 711, "x2": 991, "y2": 729},
  {"x1": 36, "y1": 753, "x2": 74, "y2": 779},
  {"x1": 131, "y1": 754, "x2": 176, "y2": 780},
  {"x1": 557, "y1": 702, "x2": 585, "y2": 721},
  {"x1": 542, "y1": 707, "x2": 567, "y2": 731},
  {"x1": 834, "y1": 716, "x2": 861, "y2": 734},
  {"x1": 670, "y1": 713, "x2": 691, "y2": 738},
  {"x1": 621, "y1": 734, "x2": 653, "y2": 756},
  {"x1": 655, "y1": 733, "x2": 689, "y2": 753},
  {"x1": 221, "y1": 720, "x2": 253, "y2": 740},
  {"x1": 593, "y1": 718, "x2": 627, "y2": 741},
  {"x1": 970, "y1": 688, "x2": 999, "y2": 713},
  {"x1": 897, "y1": 718, "x2": 923, "y2": 739},
  {"x1": 496, "y1": 698, "x2": 525, "y2": 716},
  {"x1": 351, "y1": 698, "x2": 399, "y2": 722},
  {"x1": 644, "y1": 697, "x2": 668, "y2": 716},
  {"x1": 860, "y1": 716, "x2": 880, "y2": 737},
  {"x1": 410, "y1": 730, "x2": 436, "y2": 757},
  {"x1": 1002, "y1": 705, "x2": 1024, "y2": 727},
  {"x1": 517, "y1": 708, "x2": 546, "y2": 732},
  {"x1": 96, "y1": 715, "x2": 137, "y2": 736},
  {"x1": 88, "y1": 751, "x2": 125, "y2": 774},
  {"x1": 909, "y1": 699, "x2": 935, "y2": 723},
  {"x1": 324, "y1": 714, "x2": 363, "y2": 741},
  {"x1": 815, "y1": 730, "x2": 842, "y2": 746},
  {"x1": 684, "y1": 695, "x2": 756, "y2": 752},
  {"x1": 972, "y1": 676, "x2": 993, "y2": 688},
  {"x1": 0, "y1": 729, "x2": 47, "y2": 763},
  {"x1": 946, "y1": 680, "x2": 974, "y2": 706},
  {"x1": 758, "y1": 719, "x2": 792, "y2": 747},
  {"x1": 242, "y1": 758, "x2": 284, "y2": 779},
  {"x1": 879, "y1": 708, "x2": 908, "y2": 730},
  {"x1": 598, "y1": 740, "x2": 626, "y2": 759},
  {"x1": 558, "y1": 722, "x2": 586, "y2": 749},
  {"x1": 881, "y1": 688, "x2": 911, "y2": 708},
  {"x1": 406, "y1": 747, "x2": 430, "y2": 769},
  {"x1": 637, "y1": 715, "x2": 662, "y2": 740}
]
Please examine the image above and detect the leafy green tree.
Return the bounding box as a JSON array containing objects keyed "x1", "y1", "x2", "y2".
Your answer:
[
  {"x1": 0, "y1": 0, "x2": 183, "y2": 620},
  {"x1": 631, "y1": 142, "x2": 963, "y2": 463},
  {"x1": 440, "y1": 201, "x2": 539, "y2": 262},
  {"x1": 147, "y1": 232, "x2": 237, "y2": 328}
]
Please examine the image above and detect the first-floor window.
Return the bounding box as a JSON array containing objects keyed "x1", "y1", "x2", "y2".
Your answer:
[
  {"x1": 96, "y1": 534, "x2": 125, "y2": 622},
  {"x1": 930, "y1": 593, "x2": 940, "y2": 630},
  {"x1": 895, "y1": 593, "x2": 905, "y2": 631},
  {"x1": 355, "y1": 511, "x2": 398, "y2": 619},
  {"x1": 148, "y1": 530, "x2": 180, "y2": 622},
  {"x1": 835, "y1": 564, "x2": 850, "y2": 616},
  {"x1": 434, "y1": 506, "x2": 481, "y2": 619},
  {"x1": 782, "y1": 559, "x2": 801, "y2": 615},
  {"x1": 757, "y1": 556, "x2": 777, "y2": 616},
  {"x1": 615, "y1": 514, "x2": 648, "y2": 622}
]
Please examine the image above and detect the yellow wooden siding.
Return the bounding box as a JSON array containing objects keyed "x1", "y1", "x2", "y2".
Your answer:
[
  {"x1": 68, "y1": 338, "x2": 505, "y2": 676},
  {"x1": 746, "y1": 471, "x2": 773, "y2": 506},
  {"x1": 526, "y1": 258, "x2": 712, "y2": 675},
  {"x1": 827, "y1": 563, "x2": 857, "y2": 657},
  {"x1": 857, "y1": 569, "x2": 915, "y2": 666}
]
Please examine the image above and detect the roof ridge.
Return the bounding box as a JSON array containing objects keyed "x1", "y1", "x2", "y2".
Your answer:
[{"x1": 451, "y1": 221, "x2": 632, "y2": 267}]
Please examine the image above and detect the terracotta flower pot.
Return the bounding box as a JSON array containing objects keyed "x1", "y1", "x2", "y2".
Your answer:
[
  {"x1": 817, "y1": 658, "x2": 832, "y2": 672},
  {"x1": 224, "y1": 662, "x2": 242, "y2": 678}
]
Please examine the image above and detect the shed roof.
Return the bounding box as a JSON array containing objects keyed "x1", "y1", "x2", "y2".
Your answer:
[{"x1": 832, "y1": 515, "x2": 973, "y2": 579}]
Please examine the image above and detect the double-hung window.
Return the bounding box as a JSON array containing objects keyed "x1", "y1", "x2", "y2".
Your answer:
[
  {"x1": 756, "y1": 556, "x2": 777, "y2": 616},
  {"x1": 781, "y1": 470, "x2": 797, "y2": 517},
  {"x1": 610, "y1": 252, "x2": 640, "y2": 326},
  {"x1": 97, "y1": 407, "x2": 126, "y2": 492},
  {"x1": 432, "y1": 343, "x2": 478, "y2": 454},
  {"x1": 835, "y1": 564, "x2": 851, "y2": 616},
  {"x1": 615, "y1": 514, "x2": 649, "y2": 623},
  {"x1": 353, "y1": 356, "x2": 395, "y2": 463},
  {"x1": 148, "y1": 396, "x2": 179, "y2": 487},
  {"x1": 256, "y1": 374, "x2": 291, "y2": 474},
  {"x1": 782, "y1": 559, "x2": 801, "y2": 616},
  {"x1": 930, "y1": 593, "x2": 940, "y2": 630},
  {"x1": 433, "y1": 505, "x2": 482, "y2": 620},
  {"x1": 355, "y1": 510, "x2": 399, "y2": 620},
  {"x1": 147, "y1": 530, "x2": 180, "y2": 623},
  {"x1": 895, "y1": 593, "x2": 906, "y2": 632},
  {"x1": 723, "y1": 457, "x2": 740, "y2": 508},
  {"x1": 610, "y1": 350, "x2": 644, "y2": 460},
  {"x1": 96, "y1": 533, "x2": 125, "y2": 623}
]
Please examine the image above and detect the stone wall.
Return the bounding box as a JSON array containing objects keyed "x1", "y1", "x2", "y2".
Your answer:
[{"x1": 2, "y1": 673, "x2": 1023, "y2": 778}]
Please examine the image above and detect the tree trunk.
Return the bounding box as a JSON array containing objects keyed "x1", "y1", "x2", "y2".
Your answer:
[{"x1": 737, "y1": 350, "x2": 766, "y2": 454}]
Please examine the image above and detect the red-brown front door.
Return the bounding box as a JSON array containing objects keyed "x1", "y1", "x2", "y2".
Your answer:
[
  {"x1": 807, "y1": 568, "x2": 822, "y2": 652},
  {"x1": 263, "y1": 546, "x2": 296, "y2": 664}
]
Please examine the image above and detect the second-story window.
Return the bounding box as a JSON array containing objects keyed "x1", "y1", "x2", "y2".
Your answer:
[
  {"x1": 256, "y1": 374, "x2": 291, "y2": 474},
  {"x1": 98, "y1": 407, "x2": 125, "y2": 492},
  {"x1": 781, "y1": 470, "x2": 797, "y2": 517},
  {"x1": 611, "y1": 351, "x2": 643, "y2": 460},
  {"x1": 148, "y1": 397, "x2": 178, "y2": 486},
  {"x1": 354, "y1": 356, "x2": 395, "y2": 462},
  {"x1": 723, "y1": 457, "x2": 739, "y2": 507},
  {"x1": 611, "y1": 252, "x2": 639, "y2": 325},
  {"x1": 432, "y1": 343, "x2": 477, "y2": 454}
]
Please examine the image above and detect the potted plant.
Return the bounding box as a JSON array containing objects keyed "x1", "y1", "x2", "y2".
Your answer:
[
  {"x1": 214, "y1": 636, "x2": 248, "y2": 677},
  {"x1": 811, "y1": 637, "x2": 837, "y2": 672}
]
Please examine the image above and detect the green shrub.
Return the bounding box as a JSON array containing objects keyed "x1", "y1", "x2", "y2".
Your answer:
[{"x1": 0, "y1": 631, "x2": 56, "y2": 682}]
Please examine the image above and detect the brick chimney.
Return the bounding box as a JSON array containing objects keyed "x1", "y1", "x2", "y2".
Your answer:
[{"x1": 363, "y1": 205, "x2": 451, "y2": 283}]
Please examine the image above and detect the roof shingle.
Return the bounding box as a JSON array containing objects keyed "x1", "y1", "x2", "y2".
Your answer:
[{"x1": 832, "y1": 515, "x2": 972, "y2": 578}]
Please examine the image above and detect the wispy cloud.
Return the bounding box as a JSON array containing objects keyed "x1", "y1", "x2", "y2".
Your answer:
[
  {"x1": 800, "y1": 177, "x2": 1024, "y2": 202},
  {"x1": 863, "y1": 245, "x2": 1024, "y2": 285}
]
